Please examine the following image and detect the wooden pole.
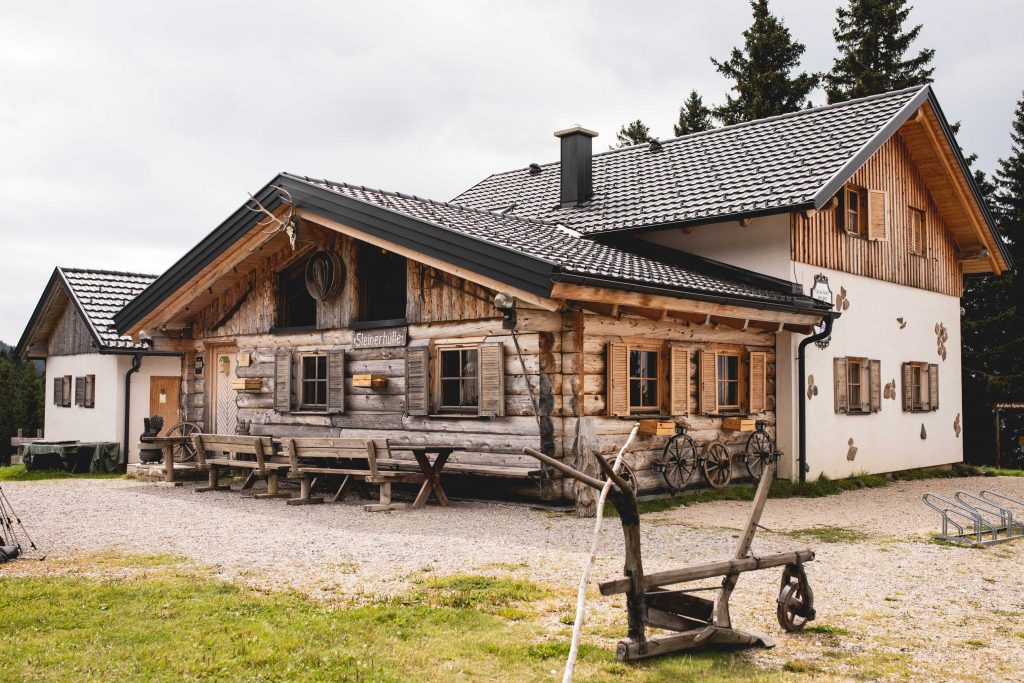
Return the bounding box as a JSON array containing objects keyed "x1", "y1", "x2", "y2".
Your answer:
[{"x1": 995, "y1": 405, "x2": 1001, "y2": 468}]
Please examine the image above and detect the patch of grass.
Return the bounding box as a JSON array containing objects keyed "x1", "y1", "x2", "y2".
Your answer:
[
  {"x1": 0, "y1": 464, "x2": 123, "y2": 482},
  {"x1": 963, "y1": 639, "x2": 987, "y2": 648},
  {"x1": 782, "y1": 659, "x2": 820, "y2": 673},
  {"x1": 804, "y1": 624, "x2": 852, "y2": 637},
  {"x1": 0, "y1": 560, "x2": 773, "y2": 682},
  {"x1": 783, "y1": 526, "x2": 869, "y2": 544},
  {"x1": 417, "y1": 574, "x2": 549, "y2": 611},
  {"x1": 981, "y1": 467, "x2": 1024, "y2": 477}
]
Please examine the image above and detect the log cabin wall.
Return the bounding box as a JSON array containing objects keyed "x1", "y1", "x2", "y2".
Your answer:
[
  {"x1": 48, "y1": 301, "x2": 95, "y2": 356},
  {"x1": 791, "y1": 132, "x2": 963, "y2": 297},
  {"x1": 564, "y1": 312, "x2": 777, "y2": 495}
]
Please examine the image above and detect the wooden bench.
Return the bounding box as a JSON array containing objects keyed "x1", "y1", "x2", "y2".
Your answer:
[
  {"x1": 277, "y1": 437, "x2": 425, "y2": 512},
  {"x1": 190, "y1": 434, "x2": 292, "y2": 499}
]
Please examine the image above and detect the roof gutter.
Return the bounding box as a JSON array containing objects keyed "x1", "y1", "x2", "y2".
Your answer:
[{"x1": 552, "y1": 272, "x2": 834, "y2": 319}]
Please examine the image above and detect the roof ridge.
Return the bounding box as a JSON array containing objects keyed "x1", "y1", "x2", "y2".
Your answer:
[
  {"x1": 59, "y1": 266, "x2": 160, "y2": 279},
  {"x1": 285, "y1": 173, "x2": 563, "y2": 228},
  {"x1": 478, "y1": 85, "x2": 929, "y2": 179}
]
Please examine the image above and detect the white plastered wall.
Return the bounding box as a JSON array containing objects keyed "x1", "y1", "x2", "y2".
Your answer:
[
  {"x1": 792, "y1": 265, "x2": 963, "y2": 479},
  {"x1": 42, "y1": 353, "x2": 181, "y2": 464}
]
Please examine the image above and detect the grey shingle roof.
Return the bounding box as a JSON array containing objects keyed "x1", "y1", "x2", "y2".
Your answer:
[
  {"x1": 453, "y1": 87, "x2": 926, "y2": 235},
  {"x1": 293, "y1": 176, "x2": 820, "y2": 309},
  {"x1": 61, "y1": 268, "x2": 158, "y2": 350}
]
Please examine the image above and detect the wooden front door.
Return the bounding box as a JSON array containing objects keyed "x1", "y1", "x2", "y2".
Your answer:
[
  {"x1": 149, "y1": 376, "x2": 180, "y2": 435},
  {"x1": 211, "y1": 347, "x2": 238, "y2": 434}
]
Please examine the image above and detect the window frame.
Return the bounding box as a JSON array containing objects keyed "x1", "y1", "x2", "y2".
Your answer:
[
  {"x1": 627, "y1": 344, "x2": 662, "y2": 413},
  {"x1": 435, "y1": 344, "x2": 481, "y2": 414},
  {"x1": 296, "y1": 352, "x2": 329, "y2": 412},
  {"x1": 843, "y1": 184, "x2": 867, "y2": 238},
  {"x1": 845, "y1": 357, "x2": 872, "y2": 414},
  {"x1": 909, "y1": 206, "x2": 926, "y2": 256},
  {"x1": 62, "y1": 375, "x2": 72, "y2": 408},
  {"x1": 84, "y1": 374, "x2": 95, "y2": 409},
  {"x1": 907, "y1": 361, "x2": 930, "y2": 412},
  {"x1": 715, "y1": 350, "x2": 741, "y2": 412}
]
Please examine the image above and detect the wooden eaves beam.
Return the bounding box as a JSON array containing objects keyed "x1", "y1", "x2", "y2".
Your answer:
[{"x1": 912, "y1": 105, "x2": 1002, "y2": 274}]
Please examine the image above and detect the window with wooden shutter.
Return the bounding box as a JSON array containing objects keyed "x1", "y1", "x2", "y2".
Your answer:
[
  {"x1": 833, "y1": 357, "x2": 849, "y2": 414},
  {"x1": 928, "y1": 364, "x2": 939, "y2": 411},
  {"x1": 699, "y1": 349, "x2": 718, "y2": 415},
  {"x1": 53, "y1": 377, "x2": 62, "y2": 406},
  {"x1": 405, "y1": 346, "x2": 430, "y2": 416},
  {"x1": 867, "y1": 189, "x2": 888, "y2": 241},
  {"x1": 74, "y1": 376, "x2": 86, "y2": 406},
  {"x1": 326, "y1": 350, "x2": 345, "y2": 414},
  {"x1": 669, "y1": 345, "x2": 690, "y2": 416},
  {"x1": 869, "y1": 360, "x2": 881, "y2": 413},
  {"x1": 274, "y1": 351, "x2": 292, "y2": 413},
  {"x1": 477, "y1": 342, "x2": 505, "y2": 417},
  {"x1": 606, "y1": 342, "x2": 629, "y2": 417},
  {"x1": 748, "y1": 352, "x2": 767, "y2": 414},
  {"x1": 908, "y1": 207, "x2": 925, "y2": 255},
  {"x1": 62, "y1": 375, "x2": 72, "y2": 407}
]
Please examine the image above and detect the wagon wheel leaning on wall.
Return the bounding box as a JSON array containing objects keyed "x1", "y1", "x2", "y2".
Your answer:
[
  {"x1": 600, "y1": 460, "x2": 639, "y2": 495},
  {"x1": 744, "y1": 421, "x2": 774, "y2": 480},
  {"x1": 660, "y1": 427, "x2": 699, "y2": 492},
  {"x1": 701, "y1": 439, "x2": 733, "y2": 489},
  {"x1": 165, "y1": 422, "x2": 202, "y2": 462}
]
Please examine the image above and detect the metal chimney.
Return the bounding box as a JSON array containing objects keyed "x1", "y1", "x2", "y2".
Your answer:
[{"x1": 554, "y1": 126, "x2": 598, "y2": 208}]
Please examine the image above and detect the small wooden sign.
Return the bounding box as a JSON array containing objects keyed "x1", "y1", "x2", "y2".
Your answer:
[
  {"x1": 352, "y1": 374, "x2": 388, "y2": 388},
  {"x1": 352, "y1": 326, "x2": 407, "y2": 349},
  {"x1": 231, "y1": 378, "x2": 262, "y2": 391}
]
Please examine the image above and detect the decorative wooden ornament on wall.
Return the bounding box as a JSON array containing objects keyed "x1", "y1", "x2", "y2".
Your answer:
[
  {"x1": 883, "y1": 380, "x2": 896, "y2": 400},
  {"x1": 896, "y1": 317, "x2": 906, "y2": 329},
  {"x1": 834, "y1": 286, "x2": 850, "y2": 311},
  {"x1": 846, "y1": 438, "x2": 858, "y2": 461},
  {"x1": 920, "y1": 424, "x2": 927, "y2": 440},
  {"x1": 305, "y1": 250, "x2": 344, "y2": 300},
  {"x1": 935, "y1": 322, "x2": 948, "y2": 361},
  {"x1": 806, "y1": 375, "x2": 818, "y2": 400},
  {"x1": 953, "y1": 413, "x2": 962, "y2": 438}
]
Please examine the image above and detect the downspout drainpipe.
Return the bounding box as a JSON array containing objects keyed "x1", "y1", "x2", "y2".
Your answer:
[
  {"x1": 122, "y1": 353, "x2": 143, "y2": 472},
  {"x1": 797, "y1": 317, "x2": 834, "y2": 484}
]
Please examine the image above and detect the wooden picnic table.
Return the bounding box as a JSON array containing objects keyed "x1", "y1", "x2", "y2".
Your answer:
[
  {"x1": 390, "y1": 444, "x2": 454, "y2": 509},
  {"x1": 138, "y1": 436, "x2": 191, "y2": 484}
]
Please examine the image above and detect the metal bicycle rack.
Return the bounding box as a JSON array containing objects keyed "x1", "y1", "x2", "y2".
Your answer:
[{"x1": 923, "y1": 489, "x2": 1024, "y2": 546}]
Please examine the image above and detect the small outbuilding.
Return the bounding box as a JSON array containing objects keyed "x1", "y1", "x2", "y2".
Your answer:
[{"x1": 16, "y1": 267, "x2": 182, "y2": 466}]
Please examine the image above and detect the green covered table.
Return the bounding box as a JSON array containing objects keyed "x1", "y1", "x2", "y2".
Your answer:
[{"x1": 22, "y1": 442, "x2": 120, "y2": 474}]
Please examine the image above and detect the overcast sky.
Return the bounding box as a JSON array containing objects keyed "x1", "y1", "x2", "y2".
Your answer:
[{"x1": 1, "y1": 1, "x2": 1021, "y2": 344}]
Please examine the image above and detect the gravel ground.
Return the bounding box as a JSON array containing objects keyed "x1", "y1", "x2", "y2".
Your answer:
[{"x1": 2, "y1": 475, "x2": 1023, "y2": 681}]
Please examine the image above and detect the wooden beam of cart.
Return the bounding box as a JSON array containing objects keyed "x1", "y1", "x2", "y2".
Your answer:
[{"x1": 599, "y1": 549, "x2": 815, "y2": 596}]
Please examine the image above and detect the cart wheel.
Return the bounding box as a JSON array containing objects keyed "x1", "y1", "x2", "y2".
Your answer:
[
  {"x1": 165, "y1": 422, "x2": 201, "y2": 463},
  {"x1": 662, "y1": 434, "x2": 698, "y2": 491},
  {"x1": 744, "y1": 430, "x2": 774, "y2": 480},
  {"x1": 701, "y1": 441, "x2": 733, "y2": 489},
  {"x1": 602, "y1": 460, "x2": 639, "y2": 495},
  {"x1": 777, "y1": 564, "x2": 815, "y2": 632}
]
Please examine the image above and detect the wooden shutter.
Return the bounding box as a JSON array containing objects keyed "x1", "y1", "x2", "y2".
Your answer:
[
  {"x1": 867, "y1": 189, "x2": 888, "y2": 240},
  {"x1": 85, "y1": 375, "x2": 95, "y2": 408},
  {"x1": 326, "y1": 350, "x2": 345, "y2": 414},
  {"x1": 869, "y1": 359, "x2": 881, "y2": 413},
  {"x1": 833, "y1": 357, "x2": 848, "y2": 414},
  {"x1": 748, "y1": 352, "x2": 767, "y2": 414},
  {"x1": 928, "y1": 364, "x2": 939, "y2": 411},
  {"x1": 901, "y1": 362, "x2": 913, "y2": 412},
  {"x1": 699, "y1": 349, "x2": 718, "y2": 415},
  {"x1": 668, "y1": 345, "x2": 690, "y2": 416},
  {"x1": 909, "y1": 208, "x2": 923, "y2": 254},
  {"x1": 53, "y1": 377, "x2": 62, "y2": 406},
  {"x1": 62, "y1": 376, "x2": 72, "y2": 407},
  {"x1": 607, "y1": 343, "x2": 629, "y2": 417},
  {"x1": 74, "y1": 376, "x2": 86, "y2": 406},
  {"x1": 477, "y1": 342, "x2": 505, "y2": 417},
  {"x1": 405, "y1": 346, "x2": 430, "y2": 416},
  {"x1": 274, "y1": 351, "x2": 292, "y2": 413}
]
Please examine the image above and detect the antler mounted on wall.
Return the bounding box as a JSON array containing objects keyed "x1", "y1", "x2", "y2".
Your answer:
[{"x1": 246, "y1": 185, "x2": 298, "y2": 249}]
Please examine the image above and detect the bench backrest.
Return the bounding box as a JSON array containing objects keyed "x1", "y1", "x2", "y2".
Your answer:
[
  {"x1": 276, "y1": 437, "x2": 391, "y2": 477},
  {"x1": 191, "y1": 434, "x2": 276, "y2": 473}
]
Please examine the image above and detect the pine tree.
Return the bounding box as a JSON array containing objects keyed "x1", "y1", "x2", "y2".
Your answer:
[
  {"x1": 673, "y1": 91, "x2": 714, "y2": 136},
  {"x1": 825, "y1": 0, "x2": 934, "y2": 103},
  {"x1": 961, "y1": 93, "x2": 1024, "y2": 466},
  {"x1": 613, "y1": 120, "x2": 652, "y2": 148},
  {"x1": 711, "y1": 0, "x2": 819, "y2": 126}
]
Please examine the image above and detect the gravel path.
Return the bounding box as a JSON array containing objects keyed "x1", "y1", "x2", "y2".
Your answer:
[{"x1": 2, "y1": 475, "x2": 1023, "y2": 681}]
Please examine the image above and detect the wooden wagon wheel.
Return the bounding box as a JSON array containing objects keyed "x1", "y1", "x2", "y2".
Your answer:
[
  {"x1": 661, "y1": 432, "x2": 698, "y2": 492},
  {"x1": 777, "y1": 563, "x2": 816, "y2": 632},
  {"x1": 165, "y1": 421, "x2": 201, "y2": 462},
  {"x1": 744, "y1": 430, "x2": 774, "y2": 480},
  {"x1": 701, "y1": 440, "x2": 733, "y2": 489},
  {"x1": 602, "y1": 460, "x2": 639, "y2": 495}
]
